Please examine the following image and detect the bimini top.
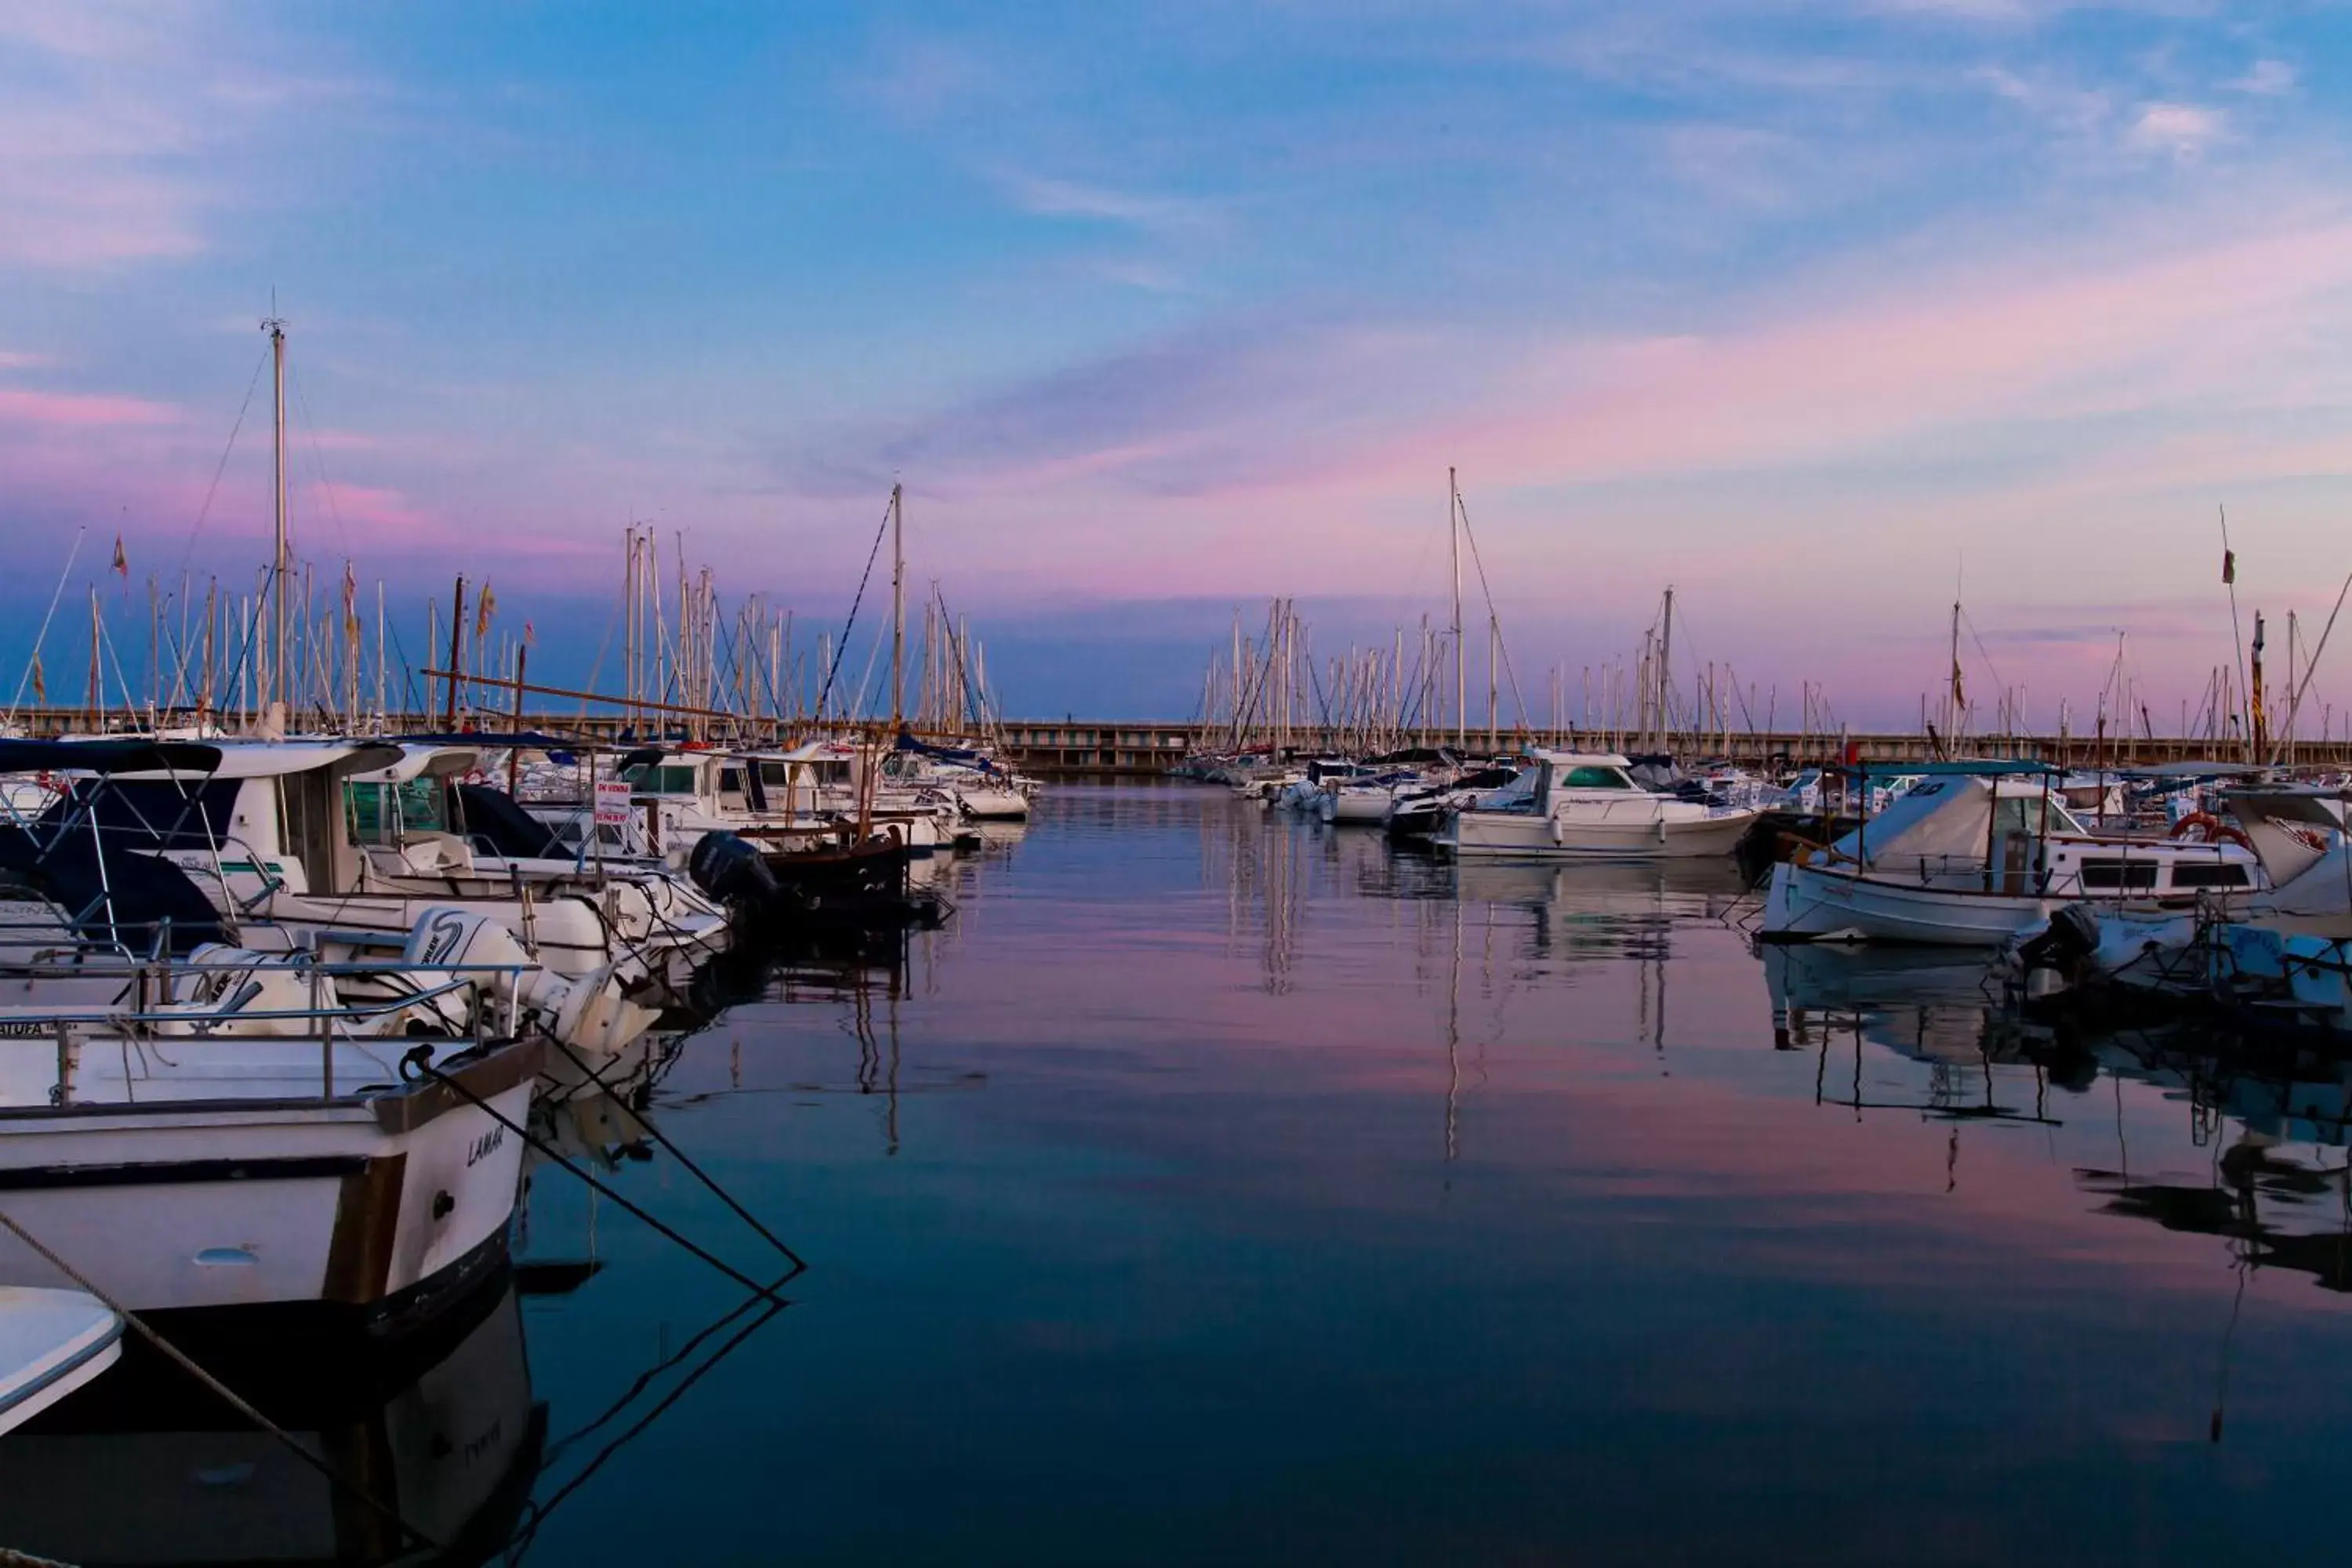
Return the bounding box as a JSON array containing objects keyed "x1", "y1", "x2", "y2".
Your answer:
[
  {"x1": 0, "y1": 739, "x2": 223, "y2": 776},
  {"x1": 348, "y1": 743, "x2": 484, "y2": 784},
  {"x1": 116, "y1": 739, "x2": 405, "y2": 781}
]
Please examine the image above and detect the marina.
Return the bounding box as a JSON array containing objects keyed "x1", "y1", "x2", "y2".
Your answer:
[
  {"x1": 16, "y1": 2, "x2": 2352, "y2": 1559},
  {"x1": 8, "y1": 786, "x2": 2352, "y2": 1561}
]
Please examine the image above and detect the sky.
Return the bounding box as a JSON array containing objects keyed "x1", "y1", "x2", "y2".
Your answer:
[{"x1": 5, "y1": 0, "x2": 2352, "y2": 727}]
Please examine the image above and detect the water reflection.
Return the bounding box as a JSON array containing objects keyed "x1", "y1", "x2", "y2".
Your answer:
[
  {"x1": 1, "y1": 1283, "x2": 542, "y2": 1566},
  {"x1": 30, "y1": 785, "x2": 2352, "y2": 1563}
]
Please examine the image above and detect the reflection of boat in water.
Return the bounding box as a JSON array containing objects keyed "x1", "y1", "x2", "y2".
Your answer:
[
  {"x1": 1451, "y1": 856, "x2": 1750, "y2": 912},
  {"x1": 2071, "y1": 1023, "x2": 2352, "y2": 1294},
  {"x1": 0, "y1": 1278, "x2": 543, "y2": 1565},
  {"x1": 1762, "y1": 942, "x2": 1997, "y2": 1016}
]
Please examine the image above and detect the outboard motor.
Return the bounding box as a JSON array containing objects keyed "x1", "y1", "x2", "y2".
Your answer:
[
  {"x1": 2014, "y1": 903, "x2": 2103, "y2": 1000},
  {"x1": 688, "y1": 831, "x2": 778, "y2": 911},
  {"x1": 151, "y1": 946, "x2": 331, "y2": 1037},
  {"x1": 402, "y1": 906, "x2": 656, "y2": 1054}
]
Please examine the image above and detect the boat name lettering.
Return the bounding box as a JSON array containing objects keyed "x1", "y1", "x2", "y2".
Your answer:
[
  {"x1": 466, "y1": 1125, "x2": 505, "y2": 1167},
  {"x1": 420, "y1": 911, "x2": 467, "y2": 968}
]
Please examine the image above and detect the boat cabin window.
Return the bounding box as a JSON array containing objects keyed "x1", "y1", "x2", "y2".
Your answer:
[
  {"x1": 758, "y1": 762, "x2": 795, "y2": 787},
  {"x1": 622, "y1": 764, "x2": 700, "y2": 796},
  {"x1": 2078, "y1": 859, "x2": 2159, "y2": 891},
  {"x1": 720, "y1": 767, "x2": 746, "y2": 794},
  {"x1": 345, "y1": 779, "x2": 450, "y2": 846},
  {"x1": 1559, "y1": 766, "x2": 1634, "y2": 789},
  {"x1": 2169, "y1": 862, "x2": 2251, "y2": 889}
]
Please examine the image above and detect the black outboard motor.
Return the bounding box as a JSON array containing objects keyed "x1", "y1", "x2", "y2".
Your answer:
[
  {"x1": 2014, "y1": 903, "x2": 2103, "y2": 998},
  {"x1": 688, "y1": 832, "x2": 778, "y2": 912}
]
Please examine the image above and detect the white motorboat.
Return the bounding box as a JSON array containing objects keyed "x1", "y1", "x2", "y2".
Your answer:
[
  {"x1": 38, "y1": 741, "x2": 735, "y2": 1004},
  {"x1": 1762, "y1": 762, "x2": 2263, "y2": 946},
  {"x1": 884, "y1": 735, "x2": 1035, "y2": 819},
  {"x1": 0, "y1": 1288, "x2": 122, "y2": 1436},
  {"x1": 0, "y1": 907, "x2": 555, "y2": 1341},
  {"x1": 1439, "y1": 752, "x2": 1759, "y2": 859}
]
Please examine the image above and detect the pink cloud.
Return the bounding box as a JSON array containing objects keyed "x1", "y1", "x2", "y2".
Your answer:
[{"x1": 0, "y1": 387, "x2": 180, "y2": 428}]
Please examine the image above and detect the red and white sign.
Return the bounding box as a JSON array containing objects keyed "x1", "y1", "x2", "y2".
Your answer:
[{"x1": 593, "y1": 778, "x2": 633, "y2": 827}]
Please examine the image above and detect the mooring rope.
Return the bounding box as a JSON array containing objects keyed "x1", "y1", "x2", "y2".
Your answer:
[
  {"x1": 400, "y1": 1047, "x2": 787, "y2": 1302},
  {"x1": 0, "y1": 1203, "x2": 439, "y2": 1555}
]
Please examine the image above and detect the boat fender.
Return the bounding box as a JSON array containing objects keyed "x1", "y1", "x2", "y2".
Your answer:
[{"x1": 1550, "y1": 815, "x2": 1565, "y2": 846}]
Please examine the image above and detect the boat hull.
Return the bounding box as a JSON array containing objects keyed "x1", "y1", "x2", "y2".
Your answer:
[
  {"x1": 1762, "y1": 860, "x2": 2055, "y2": 946},
  {"x1": 0, "y1": 1044, "x2": 537, "y2": 1338},
  {"x1": 1445, "y1": 806, "x2": 1757, "y2": 859}
]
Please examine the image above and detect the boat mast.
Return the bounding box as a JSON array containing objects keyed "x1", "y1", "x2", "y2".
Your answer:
[
  {"x1": 890, "y1": 481, "x2": 904, "y2": 732},
  {"x1": 1450, "y1": 467, "x2": 1465, "y2": 750},
  {"x1": 1658, "y1": 586, "x2": 1675, "y2": 753},
  {"x1": 263, "y1": 312, "x2": 289, "y2": 728}
]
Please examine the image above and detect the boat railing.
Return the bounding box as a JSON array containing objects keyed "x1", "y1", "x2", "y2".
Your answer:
[{"x1": 0, "y1": 951, "x2": 546, "y2": 1102}]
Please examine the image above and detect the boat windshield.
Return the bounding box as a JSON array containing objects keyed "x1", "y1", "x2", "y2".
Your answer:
[
  {"x1": 623, "y1": 764, "x2": 701, "y2": 796},
  {"x1": 1558, "y1": 765, "x2": 1635, "y2": 789}
]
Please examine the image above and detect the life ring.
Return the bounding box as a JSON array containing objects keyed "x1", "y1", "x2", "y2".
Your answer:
[{"x1": 2168, "y1": 811, "x2": 2252, "y2": 850}]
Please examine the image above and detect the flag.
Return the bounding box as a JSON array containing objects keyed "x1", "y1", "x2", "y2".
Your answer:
[
  {"x1": 1951, "y1": 656, "x2": 1965, "y2": 715},
  {"x1": 111, "y1": 534, "x2": 128, "y2": 580},
  {"x1": 524, "y1": 619, "x2": 535, "y2": 646},
  {"x1": 474, "y1": 582, "x2": 495, "y2": 640},
  {"x1": 28, "y1": 653, "x2": 42, "y2": 704},
  {"x1": 2223, "y1": 548, "x2": 2237, "y2": 585},
  {"x1": 341, "y1": 562, "x2": 360, "y2": 642}
]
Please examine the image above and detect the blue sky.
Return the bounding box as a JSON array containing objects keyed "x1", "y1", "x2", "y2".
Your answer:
[{"x1": 5, "y1": 2, "x2": 2352, "y2": 723}]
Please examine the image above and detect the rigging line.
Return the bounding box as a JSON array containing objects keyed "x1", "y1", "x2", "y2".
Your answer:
[
  {"x1": 174, "y1": 342, "x2": 271, "y2": 579},
  {"x1": 1955, "y1": 605, "x2": 2009, "y2": 703},
  {"x1": 289, "y1": 363, "x2": 353, "y2": 564},
  {"x1": 814, "y1": 492, "x2": 894, "y2": 721},
  {"x1": 4, "y1": 528, "x2": 85, "y2": 725},
  {"x1": 1452, "y1": 495, "x2": 1530, "y2": 731},
  {"x1": 2269, "y1": 566, "x2": 2352, "y2": 766}
]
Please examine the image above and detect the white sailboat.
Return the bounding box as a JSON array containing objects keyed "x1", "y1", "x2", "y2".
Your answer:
[{"x1": 1762, "y1": 762, "x2": 2261, "y2": 946}]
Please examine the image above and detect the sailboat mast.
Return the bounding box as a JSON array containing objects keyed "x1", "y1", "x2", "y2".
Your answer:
[
  {"x1": 1450, "y1": 467, "x2": 1464, "y2": 750},
  {"x1": 1947, "y1": 597, "x2": 1962, "y2": 742},
  {"x1": 889, "y1": 482, "x2": 904, "y2": 731},
  {"x1": 1658, "y1": 586, "x2": 1675, "y2": 753},
  {"x1": 264, "y1": 313, "x2": 289, "y2": 721}
]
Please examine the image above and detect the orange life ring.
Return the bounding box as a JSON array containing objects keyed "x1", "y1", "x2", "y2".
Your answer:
[{"x1": 2169, "y1": 811, "x2": 2251, "y2": 850}]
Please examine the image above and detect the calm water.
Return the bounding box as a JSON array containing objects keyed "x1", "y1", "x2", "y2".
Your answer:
[{"x1": 16, "y1": 783, "x2": 2352, "y2": 1565}]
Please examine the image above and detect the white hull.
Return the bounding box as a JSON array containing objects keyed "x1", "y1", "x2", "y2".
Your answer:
[
  {"x1": 1446, "y1": 805, "x2": 1757, "y2": 859},
  {"x1": 0, "y1": 1043, "x2": 536, "y2": 1323},
  {"x1": 1762, "y1": 860, "x2": 2055, "y2": 946},
  {"x1": 955, "y1": 786, "x2": 1030, "y2": 820},
  {"x1": 1323, "y1": 791, "x2": 1393, "y2": 825}
]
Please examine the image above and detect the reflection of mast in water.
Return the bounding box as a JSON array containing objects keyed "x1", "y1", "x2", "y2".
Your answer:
[
  {"x1": 1445, "y1": 891, "x2": 1461, "y2": 1169},
  {"x1": 849, "y1": 963, "x2": 903, "y2": 1156}
]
